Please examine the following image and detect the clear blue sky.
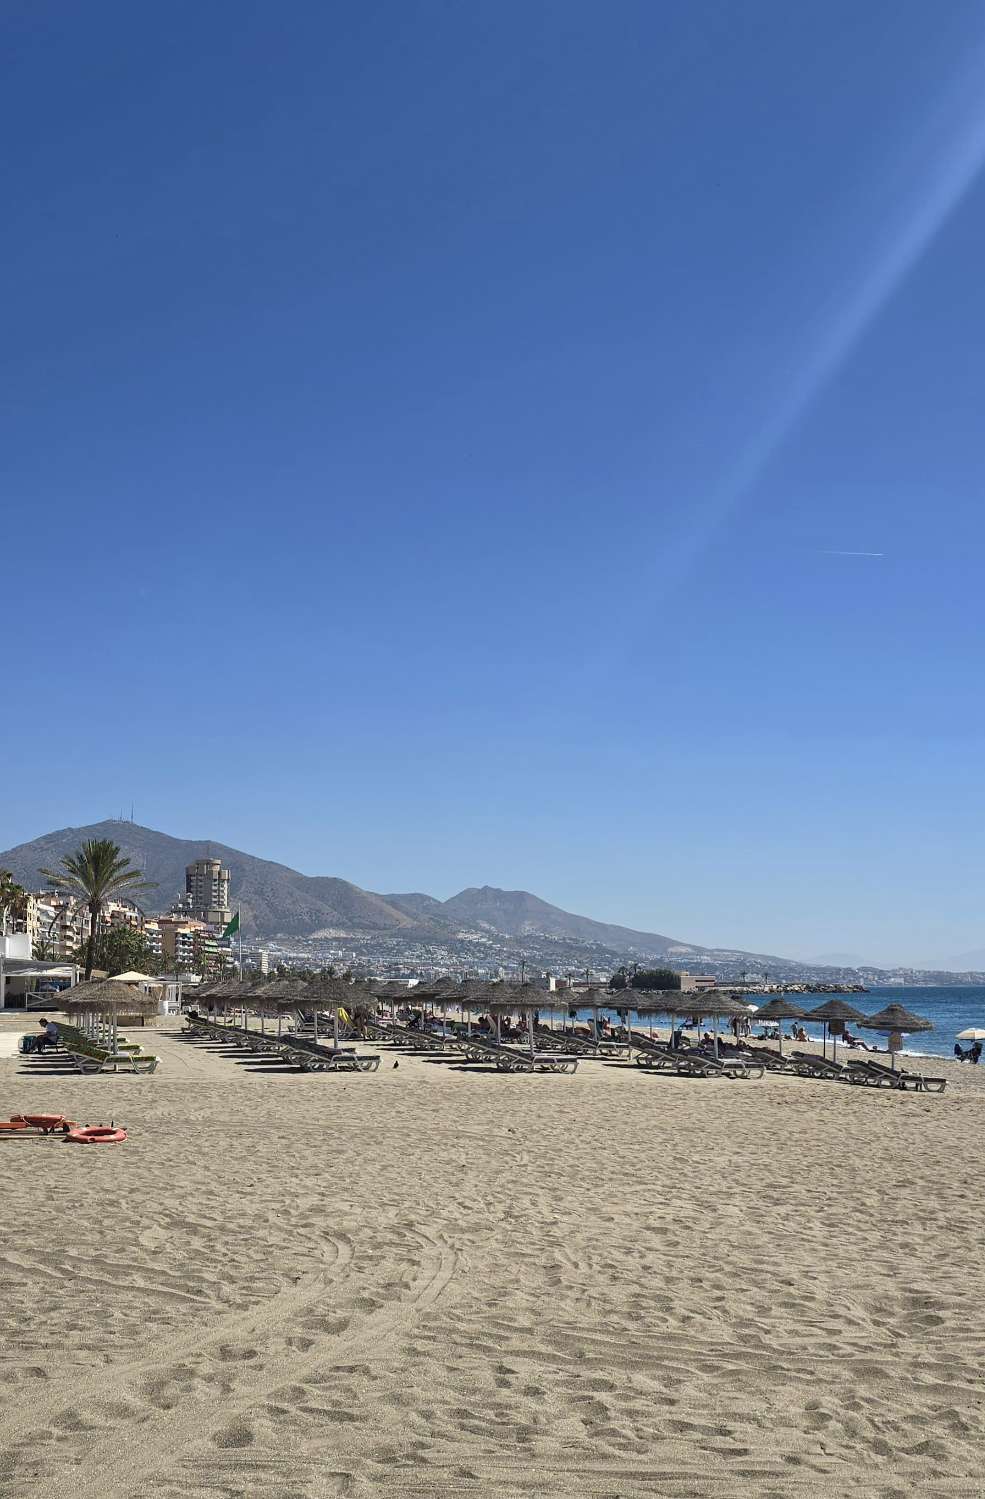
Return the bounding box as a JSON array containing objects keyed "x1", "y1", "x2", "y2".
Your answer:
[{"x1": 5, "y1": 1, "x2": 985, "y2": 966}]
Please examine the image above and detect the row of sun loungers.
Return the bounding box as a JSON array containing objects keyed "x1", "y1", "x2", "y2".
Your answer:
[
  {"x1": 185, "y1": 1015, "x2": 380, "y2": 1072},
  {"x1": 185, "y1": 1011, "x2": 946, "y2": 1090},
  {"x1": 630, "y1": 1035, "x2": 765, "y2": 1079},
  {"x1": 361, "y1": 1017, "x2": 580, "y2": 1072},
  {"x1": 23, "y1": 1023, "x2": 159, "y2": 1075}
]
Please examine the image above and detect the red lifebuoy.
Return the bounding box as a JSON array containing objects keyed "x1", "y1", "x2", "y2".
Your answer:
[{"x1": 65, "y1": 1126, "x2": 127, "y2": 1145}]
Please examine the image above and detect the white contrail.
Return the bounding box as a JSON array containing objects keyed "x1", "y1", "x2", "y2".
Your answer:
[{"x1": 821, "y1": 549, "x2": 885, "y2": 558}]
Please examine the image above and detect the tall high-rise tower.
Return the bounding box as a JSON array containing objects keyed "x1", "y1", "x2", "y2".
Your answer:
[{"x1": 185, "y1": 858, "x2": 231, "y2": 925}]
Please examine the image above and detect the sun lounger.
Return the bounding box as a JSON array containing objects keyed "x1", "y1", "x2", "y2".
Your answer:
[
  {"x1": 276, "y1": 1034, "x2": 380, "y2": 1073},
  {"x1": 846, "y1": 1058, "x2": 945, "y2": 1092},
  {"x1": 454, "y1": 1034, "x2": 579, "y2": 1072},
  {"x1": 692, "y1": 1048, "x2": 765, "y2": 1079},
  {"x1": 534, "y1": 1027, "x2": 622, "y2": 1058},
  {"x1": 632, "y1": 1037, "x2": 762, "y2": 1078},
  {"x1": 788, "y1": 1050, "x2": 849, "y2": 1080},
  {"x1": 363, "y1": 1018, "x2": 448, "y2": 1050}
]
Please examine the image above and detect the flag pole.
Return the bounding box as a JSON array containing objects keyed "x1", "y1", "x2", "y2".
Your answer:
[{"x1": 238, "y1": 908, "x2": 242, "y2": 977}]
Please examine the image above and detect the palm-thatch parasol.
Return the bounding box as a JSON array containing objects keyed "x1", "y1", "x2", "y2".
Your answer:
[
  {"x1": 860, "y1": 1002, "x2": 932, "y2": 1071},
  {"x1": 562, "y1": 986, "x2": 626, "y2": 1053},
  {"x1": 669, "y1": 989, "x2": 750, "y2": 1058},
  {"x1": 805, "y1": 997, "x2": 867, "y2": 1061},
  {"x1": 750, "y1": 995, "x2": 808, "y2": 1057},
  {"x1": 304, "y1": 974, "x2": 367, "y2": 1047},
  {"x1": 245, "y1": 975, "x2": 311, "y2": 1037},
  {"x1": 484, "y1": 983, "x2": 538, "y2": 1060},
  {"x1": 621, "y1": 987, "x2": 689, "y2": 1050},
  {"x1": 63, "y1": 978, "x2": 159, "y2": 1053}
]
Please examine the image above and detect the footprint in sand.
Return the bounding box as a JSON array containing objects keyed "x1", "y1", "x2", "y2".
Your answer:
[{"x1": 212, "y1": 1416, "x2": 255, "y2": 1448}]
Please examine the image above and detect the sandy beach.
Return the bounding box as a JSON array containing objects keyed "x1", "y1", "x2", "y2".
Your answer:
[{"x1": 1, "y1": 1012, "x2": 983, "y2": 1499}]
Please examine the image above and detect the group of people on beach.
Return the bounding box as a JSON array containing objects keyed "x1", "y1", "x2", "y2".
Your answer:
[{"x1": 954, "y1": 1041, "x2": 982, "y2": 1064}]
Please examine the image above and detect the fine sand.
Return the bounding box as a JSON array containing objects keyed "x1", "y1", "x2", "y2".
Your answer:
[{"x1": 1, "y1": 1013, "x2": 983, "y2": 1499}]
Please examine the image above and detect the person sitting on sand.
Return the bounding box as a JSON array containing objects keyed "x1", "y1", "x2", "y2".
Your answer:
[{"x1": 973, "y1": 1042, "x2": 982, "y2": 1065}]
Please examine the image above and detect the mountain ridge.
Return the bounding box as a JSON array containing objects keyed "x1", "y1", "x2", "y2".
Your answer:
[{"x1": 0, "y1": 819, "x2": 904, "y2": 974}]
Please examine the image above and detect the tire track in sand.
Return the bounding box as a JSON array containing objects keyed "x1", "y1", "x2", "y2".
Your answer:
[
  {"x1": 0, "y1": 1231, "x2": 354, "y2": 1449},
  {"x1": 9, "y1": 1231, "x2": 458, "y2": 1499}
]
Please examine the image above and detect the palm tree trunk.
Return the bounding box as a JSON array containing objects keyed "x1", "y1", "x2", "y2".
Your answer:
[{"x1": 84, "y1": 903, "x2": 99, "y2": 980}]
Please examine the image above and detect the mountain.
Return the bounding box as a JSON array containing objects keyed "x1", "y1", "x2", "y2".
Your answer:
[
  {"x1": 436, "y1": 886, "x2": 684, "y2": 952},
  {"x1": 808, "y1": 952, "x2": 876, "y2": 968},
  {"x1": 384, "y1": 892, "x2": 454, "y2": 925},
  {"x1": 0, "y1": 820, "x2": 418, "y2": 938},
  {"x1": 1, "y1": 819, "x2": 944, "y2": 978},
  {"x1": 927, "y1": 948, "x2": 985, "y2": 972}
]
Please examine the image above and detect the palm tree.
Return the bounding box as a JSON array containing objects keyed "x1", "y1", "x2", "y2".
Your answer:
[
  {"x1": 40, "y1": 839, "x2": 155, "y2": 980},
  {"x1": 0, "y1": 870, "x2": 26, "y2": 937}
]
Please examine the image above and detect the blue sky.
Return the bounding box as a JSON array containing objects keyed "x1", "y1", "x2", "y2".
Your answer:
[{"x1": 4, "y1": 1, "x2": 985, "y2": 966}]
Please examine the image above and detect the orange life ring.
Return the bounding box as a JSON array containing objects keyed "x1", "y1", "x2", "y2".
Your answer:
[{"x1": 65, "y1": 1126, "x2": 127, "y2": 1145}]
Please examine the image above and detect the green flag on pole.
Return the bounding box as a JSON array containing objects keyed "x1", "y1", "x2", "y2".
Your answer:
[{"x1": 222, "y1": 910, "x2": 240, "y2": 939}]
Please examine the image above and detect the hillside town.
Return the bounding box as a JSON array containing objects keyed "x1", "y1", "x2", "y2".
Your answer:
[{"x1": 0, "y1": 857, "x2": 237, "y2": 1004}]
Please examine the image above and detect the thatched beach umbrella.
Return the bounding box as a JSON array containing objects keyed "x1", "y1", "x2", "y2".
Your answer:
[
  {"x1": 860, "y1": 1002, "x2": 933, "y2": 1071},
  {"x1": 63, "y1": 978, "x2": 158, "y2": 1054},
  {"x1": 805, "y1": 997, "x2": 867, "y2": 1061},
  {"x1": 751, "y1": 996, "x2": 808, "y2": 1057},
  {"x1": 487, "y1": 984, "x2": 540, "y2": 1061},
  {"x1": 304, "y1": 975, "x2": 366, "y2": 1048},
  {"x1": 627, "y1": 989, "x2": 689, "y2": 1050},
  {"x1": 248, "y1": 975, "x2": 312, "y2": 1037},
  {"x1": 675, "y1": 990, "x2": 749, "y2": 1058}
]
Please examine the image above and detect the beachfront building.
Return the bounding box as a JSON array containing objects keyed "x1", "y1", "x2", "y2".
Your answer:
[
  {"x1": 0, "y1": 931, "x2": 77, "y2": 1008},
  {"x1": 143, "y1": 920, "x2": 164, "y2": 961},
  {"x1": 157, "y1": 916, "x2": 232, "y2": 975},
  {"x1": 678, "y1": 973, "x2": 718, "y2": 992},
  {"x1": 13, "y1": 892, "x2": 153, "y2": 959},
  {"x1": 158, "y1": 917, "x2": 203, "y2": 968}
]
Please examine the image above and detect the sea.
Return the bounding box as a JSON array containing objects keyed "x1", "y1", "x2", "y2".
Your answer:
[{"x1": 571, "y1": 985, "x2": 985, "y2": 1061}]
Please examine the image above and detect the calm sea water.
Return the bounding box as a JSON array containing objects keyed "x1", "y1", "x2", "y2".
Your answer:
[{"x1": 570, "y1": 986, "x2": 985, "y2": 1060}]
